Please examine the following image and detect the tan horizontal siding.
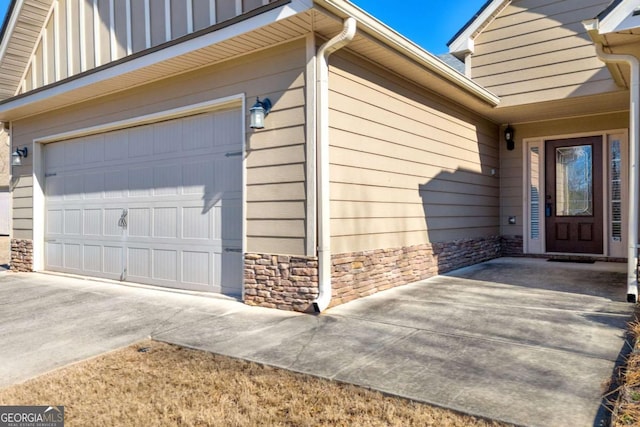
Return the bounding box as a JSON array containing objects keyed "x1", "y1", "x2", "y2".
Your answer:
[
  {"x1": 332, "y1": 182, "x2": 498, "y2": 206},
  {"x1": 12, "y1": 40, "x2": 308, "y2": 256},
  {"x1": 329, "y1": 52, "x2": 499, "y2": 254},
  {"x1": 247, "y1": 201, "x2": 306, "y2": 219},
  {"x1": 472, "y1": 0, "x2": 613, "y2": 106},
  {"x1": 248, "y1": 237, "x2": 305, "y2": 255},
  {"x1": 331, "y1": 201, "x2": 499, "y2": 219}
]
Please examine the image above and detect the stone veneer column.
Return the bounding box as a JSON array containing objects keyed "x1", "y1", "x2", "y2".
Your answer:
[
  {"x1": 11, "y1": 239, "x2": 33, "y2": 272},
  {"x1": 244, "y1": 253, "x2": 319, "y2": 312},
  {"x1": 501, "y1": 235, "x2": 524, "y2": 256}
]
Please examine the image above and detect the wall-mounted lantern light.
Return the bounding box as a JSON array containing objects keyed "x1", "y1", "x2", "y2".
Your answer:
[
  {"x1": 11, "y1": 147, "x2": 27, "y2": 166},
  {"x1": 505, "y1": 125, "x2": 515, "y2": 151},
  {"x1": 249, "y1": 97, "x2": 272, "y2": 129}
]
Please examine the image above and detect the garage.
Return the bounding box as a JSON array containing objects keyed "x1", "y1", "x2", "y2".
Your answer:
[{"x1": 42, "y1": 107, "x2": 244, "y2": 295}]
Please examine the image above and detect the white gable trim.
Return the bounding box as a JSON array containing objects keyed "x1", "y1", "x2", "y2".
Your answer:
[
  {"x1": 448, "y1": 0, "x2": 509, "y2": 55},
  {"x1": 0, "y1": 0, "x2": 312, "y2": 119},
  {"x1": 599, "y1": 0, "x2": 640, "y2": 34},
  {"x1": 0, "y1": 0, "x2": 24, "y2": 61}
]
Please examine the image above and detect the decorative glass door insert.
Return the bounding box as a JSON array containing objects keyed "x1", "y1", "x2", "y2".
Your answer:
[{"x1": 555, "y1": 145, "x2": 593, "y2": 217}]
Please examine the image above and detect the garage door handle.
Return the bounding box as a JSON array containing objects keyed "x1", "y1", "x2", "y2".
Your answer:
[
  {"x1": 224, "y1": 248, "x2": 242, "y2": 253},
  {"x1": 118, "y1": 209, "x2": 128, "y2": 229}
]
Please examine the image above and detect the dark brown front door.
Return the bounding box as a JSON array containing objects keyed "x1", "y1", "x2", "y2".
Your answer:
[{"x1": 545, "y1": 136, "x2": 603, "y2": 254}]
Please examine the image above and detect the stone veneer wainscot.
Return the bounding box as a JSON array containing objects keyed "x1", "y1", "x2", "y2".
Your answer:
[
  {"x1": 244, "y1": 236, "x2": 502, "y2": 311},
  {"x1": 331, "y1": 236, "x2": 502, "y2": 307},
  {"x1": 11, "y1": 238, "x2": 33, "y2": 272}
]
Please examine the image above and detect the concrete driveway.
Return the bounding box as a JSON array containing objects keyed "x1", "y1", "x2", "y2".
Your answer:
[{"x1": 0, "y1": 257, "x2": 634, "y2": 426}]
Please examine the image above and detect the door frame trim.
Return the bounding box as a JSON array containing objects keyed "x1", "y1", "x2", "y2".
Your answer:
[
  {"x1": 32, "y1": 94, "x2": 246, "y2": 281},
  {"x1": 522, "y1": 129, "x2": 628, "y2": 257}
]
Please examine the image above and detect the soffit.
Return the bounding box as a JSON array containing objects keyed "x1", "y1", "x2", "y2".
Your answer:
[
  {"x1": 0, "y1": 0, "x2": 53, "y2": 100},
  {"x1": 0, "y1": 2, "x2": 502, "y2": 122},
  {"x1": 0, "y1": 3, "x2": 316, "y2": 121},
  {"x1": 481, "y1": 90, "x2": 629, "y2": 125},
  {"x1": 312, "y1": 12, "x2": 498, "y2": 119}
]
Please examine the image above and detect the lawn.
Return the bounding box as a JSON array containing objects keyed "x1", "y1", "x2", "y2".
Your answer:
[
  {"x1": 0, "y1": 340, "x2": 510, "y2": 426},
  {"x1": 612, "y1": 317, "x2": 640, "y2": 426}
]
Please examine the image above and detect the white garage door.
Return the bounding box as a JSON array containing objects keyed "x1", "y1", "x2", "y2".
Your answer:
[{"x1": 44, "y1": 108, "x2": 243, "y2": 295}]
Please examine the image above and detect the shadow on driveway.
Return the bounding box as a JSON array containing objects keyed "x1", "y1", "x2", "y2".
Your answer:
[{"x1": 0, "y1": 257, "x2": 634, "y2": 427}]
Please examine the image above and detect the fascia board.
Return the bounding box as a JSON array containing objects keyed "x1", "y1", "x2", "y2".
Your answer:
[
  {"x1": 314, "y1": 0, "x2": 500, "y2": 106},
  {"x1": 0, "y1": 0, "x2": 24, "y2": 60},
  {"x1": 599, "y1": 0, "x2": 640, "y2": 34},
  {"x1": 448, "y1": 0, "x2": 508, "y2": 55},
  {"x1": 0, "y1": 0, "x2": 311, "y2": 118}
]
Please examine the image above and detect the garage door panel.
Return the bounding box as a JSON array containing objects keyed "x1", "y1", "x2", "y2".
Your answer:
[
  {"x1": 44, "y1": 108, "x2": 243, "y2": 295},
  {"x1": 220, "y1": 203, "x2": 242, "y2": 240},
  {"x1": 183, "y1": 114, "x2": 213, "y2": 151},
  {"x1": 103, "y1": 246, "x2": 124, "y2": 275},
  {"x1": 183, "y1": 160, "x2": 213, "y2": 195},
  {"x1": 183, "y1": 206, "x2": 211, "y2": 239},
  {"x1": 182, "y1": 251, "x2": 210, "y2": 285},
  {"x1": 153, "y1": 207, "x2": 178, "y2": 238},
  {"x1": 64, "y1": 210, "x2": 81, "y2": 235},
  {"x1": 105, "y1": 170, "x2": 128, "y2": 198},
  {"x1": 128, "y1": 126, "x2": 153, "y2": 158},
  {"x1": 220, "y1": 251, "x2": 243, "y2": 295},
  {"x1": 154, "y1": 121, "x2": 181, "y2": 155},
  {"x1": 84, "y1": 209, "x2": 102, "y2": 236},
  {"x1": 104, "y1": 130, "x2": 128, "y2": 161},
  {"x1": 64, "y1": 176, "x2": 83, "y2": 200},
  {"x1": 104, "y1": 209, "x2": 125, "y2": 236},
  {"x1": 83, "y1": 245, "x2": 102, "y2": 272},
  {"x1": 153, "y1": 249, "x2": 178, "y2": 281},
  {"x1": 46, "y1": 242, "x2": 63, "y2": 267},
  {"x1": 154, "y1": 165, "x2": 181, "y2": 196},
  {"x1": 47, "y1": 210, "x2": 63, "y2": 234},
  {"x1": 83, "y1": 173, "x2": 105, "y2": 199},
  {"x1": 127, "y1": 247, "x2": 151, "y2": 279},
  {"x1": 214, "y1": 109, "x2": 242, "y2": 146},
  {"x1": 64, "y1": 244, "x2": 81, "y2": 270},
  {"x1": 83, "y1": 134, "x2": 105, "y2": 165},
  {"x1": 128, "y1": 208, "x2": 151, "y2": 237},
  {"x1": 45, "y1": 143, "x2": 65, "y2": 169},
  {"x1": 64, "y1": 140, "x2": 85, "y2": 167},
  {"x1": 128, "y1": 167, "x2": 153, "y2": 198},
  {"x1": 45, "y1": 176, "x2": 64, "y2": 200}
]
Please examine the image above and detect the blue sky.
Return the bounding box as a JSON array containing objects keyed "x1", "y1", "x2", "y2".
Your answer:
[{"x1": 0, "y1": 0, "x2": 487, "y2": 54}]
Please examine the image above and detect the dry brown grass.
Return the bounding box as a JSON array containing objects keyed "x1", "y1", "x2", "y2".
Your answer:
[
  {"x1": 0, "y1": 340, "x2": 510, "y2": 426},
  {"x1": 612, "y1": 319, "x2": 640, "y2": 426}
]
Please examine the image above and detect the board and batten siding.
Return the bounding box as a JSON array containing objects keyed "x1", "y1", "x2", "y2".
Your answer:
[
  {"x1": 328, "y1": 53, "x2": 500, "y2": 255},
  {"x1": 18, "y1": 0, "x2": 276, "y2": 95},
  {"x1": 471, "y1": 0, "x2": 616, "y2": 107},
  {"x1": 11, "y1": 39, "x2": 308, "y2": 256}
]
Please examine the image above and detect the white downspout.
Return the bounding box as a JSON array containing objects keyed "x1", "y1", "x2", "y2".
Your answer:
[
  {"x1": 312, "y1": 17, "x2": 356, "y2": 313},
  {"x1": 595, "y1": 43, "x2": 640, "y2": 302}
]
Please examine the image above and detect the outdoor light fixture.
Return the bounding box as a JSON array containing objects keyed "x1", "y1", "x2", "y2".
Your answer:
[
  {"x1": 504, "y1": 124, "x2": 515, "y2": 151},
  {"x1": 249, "y1": 97, "x2": 272, "y2": 129},
  {"x1": 11, "y1": 147, "x2": 27, "y2": 166}
]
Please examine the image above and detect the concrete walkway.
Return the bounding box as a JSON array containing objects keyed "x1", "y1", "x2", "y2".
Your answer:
[{"x1": 0, "y1": 257, "x2": 634, "y2": 426}]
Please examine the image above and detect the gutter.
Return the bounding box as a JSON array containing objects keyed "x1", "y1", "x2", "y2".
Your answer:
[
  {"x1": 593, "y1": 43, "x2": 640, "y2": 303},
  {"x1": 313, "y1": 0, "x2": 499, "y2": 107},
  {"x1": 312, "y1": 17, "x2": 356, "y2": 313}
]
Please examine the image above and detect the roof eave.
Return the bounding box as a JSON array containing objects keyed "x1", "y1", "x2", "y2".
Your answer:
[
  {"x1": 313, "y1": 0, "x2": 500, "y2": 107},
  {"x1": 0, "y1": 0, "x2": 307, "y2": 121},
  {"x1": 582, "y1": 18, "x2": 627, "y2": 88},
  {"x1": 447, "y1": 0, "x2": 509, "y2": 56}
]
